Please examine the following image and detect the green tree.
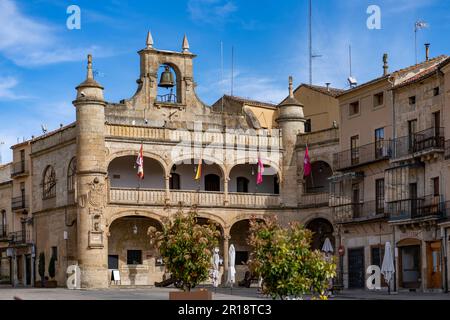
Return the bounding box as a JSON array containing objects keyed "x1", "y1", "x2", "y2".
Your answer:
[
  {"x1": 148, "y1": 209, "x2": 221, "y2": 292},
  {"x1": 248, "y1": 216, "x2": 336, "y2": 300},
  {"x1": 38, "y1": 252, "x2": 45, "y2": 285},
  {"x1": 48, "y1": 255, "x2": 56, "y2": 279}
]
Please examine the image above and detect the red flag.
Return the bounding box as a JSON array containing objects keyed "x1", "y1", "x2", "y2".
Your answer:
[
  {"x1": 136, "y1": 144, "x2": 144, "y2": 179},
  {"x1": 256, "y1": 158, "x2": 264, "y2": 185},
  {"x1": 303, "y1": 145, "x2": 311, "y2": 177}
]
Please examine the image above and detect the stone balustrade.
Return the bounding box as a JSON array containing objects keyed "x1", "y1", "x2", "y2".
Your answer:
[{"x1": 109, "y1": 187, "x2": 281, "y2": 208}]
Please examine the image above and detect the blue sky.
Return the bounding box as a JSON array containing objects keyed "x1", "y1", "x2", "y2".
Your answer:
[{"x1": 1, "y1": 0, "x2": 450, "y2": 163}]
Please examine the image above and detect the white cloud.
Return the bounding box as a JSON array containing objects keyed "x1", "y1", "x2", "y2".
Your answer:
[
  {"x1": 187, "y1": 0, "x2": 237, "y2": 25},
  {"x1": 0, "y1": 77, "x2": 27, "y2": 100},
  {"x1": 0, "y1": 0, "x2": 113, "y2": 67}
]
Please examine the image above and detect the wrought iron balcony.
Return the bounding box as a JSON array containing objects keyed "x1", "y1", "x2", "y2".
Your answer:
[
  {"x1": 300, "y1": 192, "x2": 329, "y2": 208},
  {"x1": 334, "y1": 140, "x2": 392, "y2": 171},
  {"x1": 11, "y1": 161, "x2": 29, "y2": 177},
  {"x1": 333, "y1": 200, "x2": 386, "y2": 223},
  {"x1": 387, "y1": 195, "x2": 445, "y2": 221},
  {"x1": 8, "y1": 231, "x2": 29, "y2": 244},
  {"x1": 393, "y1": 127, "x2": 445, "y2": 159},
  {"x1": 11, "y1": 196, "x2": 29, "y2": 211}
]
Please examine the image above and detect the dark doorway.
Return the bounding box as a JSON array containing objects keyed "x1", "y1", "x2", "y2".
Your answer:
[
  {"x1": 305, "y1": 218, "x2": 334, "y2": 251},
  {"x1": 108, "y1": 255, "x2": 119, "y2": 270},
  {"x1": 25, "y1": 255, "x2": 31, "y2": 286},
  {"x1": 205, "y1": 174, "x2": 220, "y2": 192},
  {"x1": 399, "y1": 245, "x2": 421, "y2": 289},
  {"x1": 236, "y1": 177, "x2": 249, "y2": 193},
  {"x1": 348, "y1": 247, "x2": 365, "y2": 288}
]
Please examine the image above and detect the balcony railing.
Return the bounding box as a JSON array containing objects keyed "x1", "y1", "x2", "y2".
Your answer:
[
  {"x1": 11, "y1": 161, "x2": 29, "y2": 177},
  {"x1": 8, "y1": 231, "x2": 30, "y2": 244},
  {"x1": 445, "y1": 140, "x2": 450, "y2": 159},
  {"x1": 109, "y1": 188, "x2": 281, "y2": 208},
  {"x1": 11, "y1": 196, "x2": 29, "y2": 211},
  {"x1": 387, "y1": 195, "x2": 445, "y2": 221},
  {"x1": 393, "y1": 127, "x2": 445, "y2": 159},
  {"x1": 334, "y1": 140, "x2": 392, "y2": 171},
  {"x1": 300, "y1": 192, "x2": 329, "y2": 208},
  {"x1": 333, "y1": 200, "x2": 386, "y2": 223}
]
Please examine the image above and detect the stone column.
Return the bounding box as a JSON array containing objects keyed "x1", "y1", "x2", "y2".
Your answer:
[
  {"x1": 222, "y1": 235, "x2": 230, "y2": 284},
  {"x1": 223, "y1": 178, "x2": 229, "y2": 205},
  {"x1": 165, "y1": 175, "x2": 171, "y2": 203},
  {"x1": 12, "y1": 253, "x2": 18, "y2": 287}
]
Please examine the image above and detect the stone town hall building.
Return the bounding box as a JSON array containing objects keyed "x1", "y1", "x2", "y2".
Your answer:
[{"x1": 0, "y1": 33, "x2": 340, "y2": 288}]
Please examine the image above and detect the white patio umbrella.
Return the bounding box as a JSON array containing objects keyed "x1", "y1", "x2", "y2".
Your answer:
[
  {"x1": 381, "y1": 241, "x2": 395, "y2": 294},
  {"x1": 322, "y1": 238, "x2": 334, "y2": 254},
  {"x1": 212, "y1": 248, "x2": 220, "y2": 289},
  {"x1": 227, "y1": 244, "x2": 236, "y2": 292}
]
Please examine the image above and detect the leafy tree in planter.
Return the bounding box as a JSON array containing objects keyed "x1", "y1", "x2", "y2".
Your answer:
[
  {"x1": 48, "y1": 255, "x2": 56, "y2": 279},
  {"x1": 248, "y1": 216, "x2": 336, "y2": 300},
  {"x1": 148, "y1": 209, "x2": 221, "y2": 292},
  {"x1": 38, "y1": 252, "x2": 45, "y2": 286}
]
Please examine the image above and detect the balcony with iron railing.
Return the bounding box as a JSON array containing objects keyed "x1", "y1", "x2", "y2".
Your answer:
[
  {"x1": 334, "y1": 140, "x2": 392, "y2": 171},
  {"x1": 11, "y1": 161, "x2": 29, "y2": 177},
  {"x1": 11, "y1": 196, "x2": 29, "y2": 212},
  {"x1": 8, "y1": 230, "x2": 30, "y2": 245},
  {"x1": 300, "y1": 192, "x2": 329, "y2": 208},
  {"x1": 387, "y1": 195, "x2": 445, "y2": 221},
  {"x1": 333, "y1": 200, "x2": 386, "y2": 223},
  {"x1": 393, "y1": 127, "x2": 445, "y2": 160}
]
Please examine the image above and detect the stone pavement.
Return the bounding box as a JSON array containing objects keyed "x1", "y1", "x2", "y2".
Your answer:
[{"x1": 0, "y1": 285, "x2": 449, "y2": 300}]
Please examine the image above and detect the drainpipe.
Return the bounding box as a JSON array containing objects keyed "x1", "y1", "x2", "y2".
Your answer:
[
  {"x1": 444, "y1": 227, "x2": 449, "y2": 293},
  {"x1": 393, "y1": 225, "x2": 397, "y2": 292}
]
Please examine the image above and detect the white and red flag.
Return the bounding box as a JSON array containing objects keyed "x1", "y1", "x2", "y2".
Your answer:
[
  {"x1": 303, "y1": 144, "x2": 311, "y2": 177},
  {"x1": 256, "y1": 157, "x2": 264, "y2": 185},
  {"x1": 136, "y1": 144, "x2": 144, "y2": 179}
]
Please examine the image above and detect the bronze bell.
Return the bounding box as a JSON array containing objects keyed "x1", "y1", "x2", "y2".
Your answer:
[{"x1": 158, "y1": 66, "x2": 175, "y2": 88}]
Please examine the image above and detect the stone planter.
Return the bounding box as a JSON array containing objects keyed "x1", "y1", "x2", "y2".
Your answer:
[{"x1": 169, "y1": 289, "x2": 212, "y2": 300}]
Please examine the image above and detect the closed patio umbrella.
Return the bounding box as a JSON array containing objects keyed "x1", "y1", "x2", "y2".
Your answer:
[
  {"x1": 322, "y1": 238, "x2": 334, "y2": 254},
  {"x1": 227, "y1": 244, "x2": 236, "y2": 291},
  {"x1": 381, "y1": 241, "x2": 395, "y2": 294}
]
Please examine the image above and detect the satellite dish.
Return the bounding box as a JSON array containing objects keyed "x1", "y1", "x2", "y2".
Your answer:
[{"x1": 347, "y1": 76, "x2": 358, "y2": 87}]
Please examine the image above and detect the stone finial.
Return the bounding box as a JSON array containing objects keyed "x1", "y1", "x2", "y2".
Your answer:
[
  {"x1": 289, "y1": 76, "x2": 294, "y2": 98},
  {"x1": 146, "y1": 30, "x2": 154, "y2": 49},
  {"x1": 182, "y1": 34, "x2": 190, "y2": 53},
  {"x1": 87, "y1": 54, "x2": 94, "y2": 80},
  {"x1": 383, "y1": 53, "x2": 389, "y2": 76}
]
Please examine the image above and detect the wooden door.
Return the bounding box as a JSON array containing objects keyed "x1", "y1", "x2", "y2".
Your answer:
[
  {"x1": 427, "y1": 241, "x2": 442, "y2": 289},
  {"x1": 348, "y1": 248, "x2": 365, "y2": 288}
]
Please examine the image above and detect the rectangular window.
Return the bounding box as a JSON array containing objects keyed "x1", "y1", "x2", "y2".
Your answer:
[
  {"x1": 433, "y1": 87, "x2": 440, "y2": 96},
  {"x1": 304, "y1": 119, "x2": 312, "y2": 133},
  {"x1": 409, "y1": 96, "x2": 416, "y2": 105},
  {"x1": 375, "y1": 179, "x2": 385, "y2": 214},
  {"x1": 127, "y1": 250, "x2": 142, "y2": 265},
  {"x1": 408, "y1": 119, "x2": 417, "y2": 150},
  {"x1": 350, "y1": 135, "x2": 359, "y2": 165},
  {"x1": 108, "y1": 255, "x2": 119, "y2": 269},
  {"x1": 51, "y1": 246, "x2": 58, "y2": 261},
  {"x1": 352, "y1": 183, "x2": 361, "y2": 218},
  {"x1": 349, "y1": 101, "x2": 359, "y2": 116},
  {"x1": 432, "y1": 177, "x2": 439, "y2": 196},
  {"x1": 374, "y1": 128, "x2": 385, "y2": 159},
  {"x1": 433, "y1": 111, "x2": 441, "y2": 136},
  {"x1": 373, "y1": 92, "x2": 384, "y2": 107}
]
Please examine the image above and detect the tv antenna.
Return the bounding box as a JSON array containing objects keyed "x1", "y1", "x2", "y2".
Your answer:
[
  {"x1": 347, "y1": 45, "x2": 357, "y2": 87},
  {"x1": 308, "y1": 0, "x2": 322, "y2": 85},
  {"x1": 414, "y1": 20, "x2": 428, "y2": 64}
]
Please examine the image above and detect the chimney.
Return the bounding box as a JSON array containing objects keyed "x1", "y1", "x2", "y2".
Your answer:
[
  {"x1": 325, "y1": 83, "x2": 331, "y2": 91},
  {"x1": 383, "y1": 53, "x2": 389, "y2": 76},
  {"x1": 425, "y1": 43, "x2": 430, "y2": 61}
]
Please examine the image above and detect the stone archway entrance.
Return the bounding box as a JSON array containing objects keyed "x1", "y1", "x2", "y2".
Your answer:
[
  {"x1": 108, "y1": 216, "x2": 163, "y2": 286},
  {"x1": 305, "y1": 218, "x2": 335, "y2": 252}
]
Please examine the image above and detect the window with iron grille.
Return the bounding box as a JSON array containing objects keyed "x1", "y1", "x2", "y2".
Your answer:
[
  {"x1": 351, "y1": 135, "x2": 359, "y2": 164},
  {"x1": 127, "y1": 250, "x2": 142, "y2": 265},
  {"x1": 67, "y1": 157, "x2": 76, "y2": 192},
  {"x1": 43, "y1": 166, "x2": 56, "y2": 199}
]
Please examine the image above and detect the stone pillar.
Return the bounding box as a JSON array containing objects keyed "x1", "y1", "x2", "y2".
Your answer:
[
  {"x1": 222, "y1": 235, "x2": 230, "y2": 284},
  {"x1": 223, "y1": 178, "x2": 229, "y2": 205},
  {"x1": 12, "y1": 253, "x2": 18, "y2": 287},
  {"x1": 165, "y1": 175, "x2": 171, "y2": 203},
  {"x1": 73, "y1": 55, "x2": 108, "y2": 288}
]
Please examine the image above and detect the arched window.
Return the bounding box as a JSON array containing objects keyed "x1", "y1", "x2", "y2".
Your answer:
[
  {"x1": 205, "y1": 174, "x2": 220, "y2": 192},
  {"x1": 43, "y1": 166, "x2": 56, "y2": 199},
  {"x1": 170, "y1": 173, "x2": 180, "y2": 190},
  {"x1": 236, "y1": 177, "x2": 249, "y2": 193},
  {"x1": 67, "y1": 157, "x2": 76, "y2": 192}
]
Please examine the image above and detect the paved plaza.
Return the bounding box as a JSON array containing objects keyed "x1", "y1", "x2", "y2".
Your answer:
[{"x1": 1, "y1": 285, "x2": 450, "y2": 300}]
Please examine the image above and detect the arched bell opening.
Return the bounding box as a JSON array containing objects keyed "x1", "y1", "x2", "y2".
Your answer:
[{"x1": 156, "y1": 64, "x2": 181, "y2": 104}]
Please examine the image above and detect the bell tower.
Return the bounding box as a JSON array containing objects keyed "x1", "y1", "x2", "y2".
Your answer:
[
  {"x1": 73, "y1": 54, "x2": 108, "y2": 288},
  {"x1": 128, "y1": 32, "x2": 199, "y2": 110},
  {"x1": 276, "y1": 76, "x2": 306, "y2": 207}
]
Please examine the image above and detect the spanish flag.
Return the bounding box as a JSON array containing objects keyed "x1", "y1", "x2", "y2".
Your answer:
[{"x1": 194, "y1": 158, "x2": 202, "y2": 180}]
